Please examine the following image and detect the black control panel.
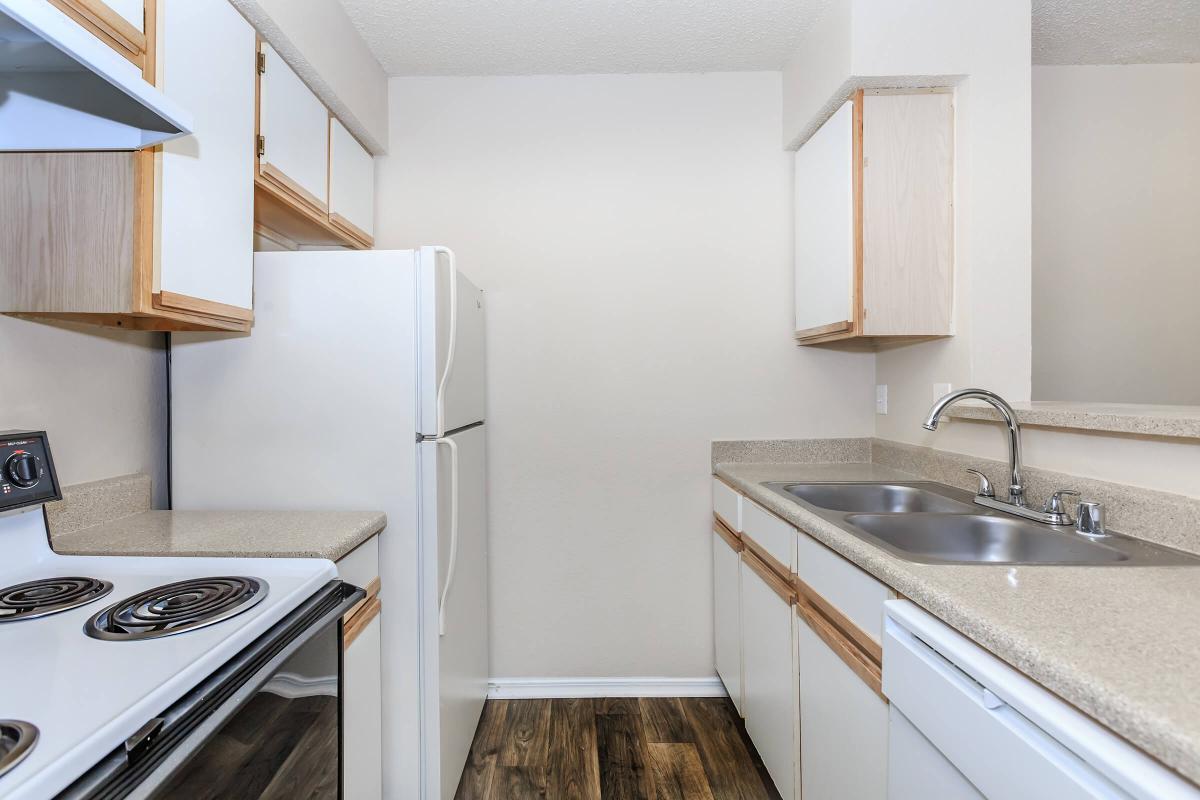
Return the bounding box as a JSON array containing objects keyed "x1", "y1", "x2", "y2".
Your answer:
[{"x1": 0, "y1": 431, "x2": 61, "y2": 512}]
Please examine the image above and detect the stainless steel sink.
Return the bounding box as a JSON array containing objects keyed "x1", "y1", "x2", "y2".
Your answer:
[
  {"x1": 845, "y1": 513, "x2": 1128, "y2": 565},
  {"x1": 778, "y1": 483, "x2": 973, "y2": 514},
  {"x1": 762, "y1": 481, "x2": 1199, "y2": 566}
]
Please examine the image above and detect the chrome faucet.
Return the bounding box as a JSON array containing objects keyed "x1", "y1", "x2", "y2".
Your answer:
[{"x1": 923, "y1": 388, "x2": 1078, "y2": 526}]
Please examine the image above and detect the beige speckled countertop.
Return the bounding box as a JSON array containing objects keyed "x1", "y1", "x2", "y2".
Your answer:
[
  {"x1": 50, "y1": 509, "x2": 387, "y2": 562},
  {"x1": 716, "y1": 461, "x2": 1200, "y2": 785}
]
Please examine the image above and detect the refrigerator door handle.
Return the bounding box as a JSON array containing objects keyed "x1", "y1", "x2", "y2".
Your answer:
[
  {"x1": 436, "y1": 436, "x2": 459, "y2": 636},
  {"x1": 432, "y1": 246, "x2": 458, "y2": 438}
]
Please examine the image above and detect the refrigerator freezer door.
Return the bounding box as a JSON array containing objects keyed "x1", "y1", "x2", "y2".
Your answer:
[
  {"x1": 418, "y1": 247, "x2": 486, "y2": 436},
  {"x1": 420, "y1": 424, "x2": 489, "y2": 800}
]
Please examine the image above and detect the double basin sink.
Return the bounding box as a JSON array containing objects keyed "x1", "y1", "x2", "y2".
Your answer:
[{"x1": 762, "y1": 482, "x2": 1198, "y2": 566}]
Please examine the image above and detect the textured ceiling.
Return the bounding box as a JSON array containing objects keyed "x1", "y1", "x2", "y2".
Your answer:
[
  {"x1": 1034, "y1": 0, "x2": 1200, "y2": 64},
  {"x1": 337, "y1": 0, "x2": 827, "y2": 76}
]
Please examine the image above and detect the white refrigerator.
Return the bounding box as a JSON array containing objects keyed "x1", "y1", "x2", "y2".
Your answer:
[{"x1": 170, "y1": 247, "x2": 489, "y2": 800}]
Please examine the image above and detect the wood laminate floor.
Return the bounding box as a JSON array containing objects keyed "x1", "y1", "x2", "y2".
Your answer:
[{"x1": 453, "y1": 697, "x2": 783, "y2": 800}]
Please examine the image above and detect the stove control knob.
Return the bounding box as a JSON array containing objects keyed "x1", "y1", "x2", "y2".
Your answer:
[{"x1": 5, "y1": 453, "x2": 40, "y2": 488}]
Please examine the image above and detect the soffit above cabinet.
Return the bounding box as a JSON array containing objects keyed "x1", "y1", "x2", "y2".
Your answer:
[{"x1": 0, "y1": 0, "x2": 192, "y2": 151}]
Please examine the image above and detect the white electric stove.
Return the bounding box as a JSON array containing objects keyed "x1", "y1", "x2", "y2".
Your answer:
[{"x1": 0, "y1": 432, "x2": 361, "y2": 800}]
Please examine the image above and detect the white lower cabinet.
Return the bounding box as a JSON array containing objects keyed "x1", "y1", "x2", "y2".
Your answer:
[
  {"x1": 713, "y1": 526, "x2": 744, "y2": 714},
  {"x1": 796, "y1": 613, "x2": 889, "y2": 799},
  {"x1": 344, "y1": 611, "x2": 383, "y2": 800},
  {"x1": 740, "y1": 553, "x2": 797, "y2": 800}
]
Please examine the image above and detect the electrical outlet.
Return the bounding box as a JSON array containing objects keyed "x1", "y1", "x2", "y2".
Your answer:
[
  {"x1": 933, "y1": 382, "x2": 952, "y2": 401},
  {"x1": 876, "y1": 385, "x2": 888, "y2": 414}
]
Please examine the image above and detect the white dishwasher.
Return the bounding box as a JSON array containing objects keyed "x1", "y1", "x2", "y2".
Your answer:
[{"x1": 882, "y1": 600, "x2": 1199, "y2": 800}]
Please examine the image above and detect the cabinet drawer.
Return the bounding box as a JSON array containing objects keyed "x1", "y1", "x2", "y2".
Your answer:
[
  {"x1": 797, "y1": 530, "x2": 889, "y2": 645},
  {"x1": 712, "y1": 476, "x2": 742, "y2": 532},
  {"x1": 743, "y1": 499, "x2": 794, "y2": 576}
]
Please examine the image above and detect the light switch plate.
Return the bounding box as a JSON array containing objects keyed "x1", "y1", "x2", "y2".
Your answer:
[{"x1": 876, "y1": 384, "x2": 888, "y2": 414}]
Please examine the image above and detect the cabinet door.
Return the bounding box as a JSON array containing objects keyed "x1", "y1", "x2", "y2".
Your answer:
[
  {"x1": 712, "y1": 526, "x2": 743, "y2": 715},
  {"x1": 794, "y1": 99, "x2": 855, "y2": 336},
  {"x1": 259, "y1": 43, "x2": 330, "y2": 211},
  {"x1": 797, "y1": 612, "x2": 888, "y2": 799},
  {"x1": 345, "y1": 612, "x2": 383, "y2": 800},
  {"x1": 740, "y1": 554, "x2": 796, "y2": 800},
  {"x1": 157, "y1": 0, "x2": 255, "y2": 313},
  {"x1": 329, "y1": 118, "x2": 375, "y2": 245},
  {"x1": 46, "y1": 0, "x2": 148, "y2": 77}
]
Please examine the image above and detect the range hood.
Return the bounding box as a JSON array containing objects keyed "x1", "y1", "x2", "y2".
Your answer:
[{"x1": 0, "y1": 0, "x2": 192, "y2": 151}]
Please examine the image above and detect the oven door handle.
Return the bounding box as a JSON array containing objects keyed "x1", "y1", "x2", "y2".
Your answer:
[{"x1": 59, "y1": 580, "x2": 365, "y2": 800}]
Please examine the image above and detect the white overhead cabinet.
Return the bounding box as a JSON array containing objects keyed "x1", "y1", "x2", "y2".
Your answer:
[
  {"x1": 254, "y1": 43, "x2": 375, "y2": 251},
  {"x1": 0, "y1": 0, "x2": 253, "y2": 331},
  {"x1": 257, "y1": 43, "x2": 330, "y2": 212},
  {"x1": 157, "y1": 0, "x2": 255, "y2": 316},
  {"x1": 329, "y1": 118, "x2": 376, "y2": 247},
  {"x1": 793, "y1": 89, "x2": 954, "y2": 347}
]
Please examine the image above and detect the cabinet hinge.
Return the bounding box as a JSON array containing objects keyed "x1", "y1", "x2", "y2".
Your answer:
[
  {"x1": 256, "y1": 52, "x2": 266, "y2": 74},
  {"x1": 257, "y1": 135, "x2": 265, "y2": 158}
]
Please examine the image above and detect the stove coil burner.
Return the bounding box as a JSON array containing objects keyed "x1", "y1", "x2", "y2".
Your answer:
[
  {"x1": 0, "y1": 720, "x2": 38, "y2": 779},
  {"x1": 85, "y1": 577, "x2": 268, "y2": 641},
  {"x1": 0, "y1": 577, "x2": 113, "y2": 622}
]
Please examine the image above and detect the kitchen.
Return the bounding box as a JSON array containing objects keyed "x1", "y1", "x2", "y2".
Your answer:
[{"x1": 0, "y1": 0, "x2": 1198, "y2": 798}]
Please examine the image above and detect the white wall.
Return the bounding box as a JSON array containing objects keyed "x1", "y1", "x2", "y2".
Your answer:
[
  {"x1": 0, "y1": 318, "x2": 168, "y2": 506},
  {"x1": 376, "y1": 73, "x2": 875, "y2": 680},
  {"x1": 1033, "y1": 64, "x2": 1200, "y2": 404}
]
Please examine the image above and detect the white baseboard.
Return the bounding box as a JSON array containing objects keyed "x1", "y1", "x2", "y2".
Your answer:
[{"x1": 487, "y1": 676, "x2": 727, "y2": 700}]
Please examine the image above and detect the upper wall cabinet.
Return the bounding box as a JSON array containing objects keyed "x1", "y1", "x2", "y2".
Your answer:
[
  {"x1": 329, "y1": 118, "x2": 375, "y2": 247},
  {"x1": 793, "y1": 89, "x2": 954, "y2": 347},
  {"x1": 0, "y1": 0, "x2": 254, "y2": 331},
  {"x1": 157, "y1": 0, "x2": 255, "y2": 317},
  {"x1": 0, "y1": 0, "x2": 191, "y2": 150},
  {"x1": 258, "y1": 43, "x2": 329, "y2": 213},
  {"x1": 48, "y1": 0, "x2": 149, "y2": 69},
  {"x1": 254, "y1": 42, "x2": 374, "y2": 251}
]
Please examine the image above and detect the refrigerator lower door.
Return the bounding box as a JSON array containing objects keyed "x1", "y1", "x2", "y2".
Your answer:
[
  {"x1": 418, "y1": 246, "x2": 487, "y2": 437},
  {"x1": 420, "y1": 424, "x2": 489, "y2": 800}
]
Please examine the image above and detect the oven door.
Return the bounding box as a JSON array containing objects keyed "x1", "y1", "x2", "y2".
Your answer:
[{"x1": 59, "y1": 581, "x2": 364, "y2": 800}]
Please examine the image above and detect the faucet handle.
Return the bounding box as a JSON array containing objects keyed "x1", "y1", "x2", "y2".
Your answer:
[
  {"x1": 1076, "y1": 501, "x2": 1107, "y2": 536},
  {"x1": 1043, "y1": 489, "x2": 1080, "y2": 516},
  {"x1": 966, "y1": 469, "x2": 995, "y2": 498}
]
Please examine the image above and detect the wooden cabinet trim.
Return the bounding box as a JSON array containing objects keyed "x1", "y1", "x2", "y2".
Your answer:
[
  {"x1": 259, "y1": 162, "x2": 329, "y2": 214},
  {"x1": 48, "y1": 0, "x2": 147, "y2": 67},
  {"x1": 794, "y1": 319, "x2": 853, "y2": 342},
  {"x1": 344, "y1": 576, "x2": 381, "y2": 622},
  {"x1": 154, "y1": 290, "x2": 253, "y2": 323},
  {"x1": 742, "y1": 534, "x2": 793, "y2": 585},
  {"x1": 796, "y1": 601, "x2": 884, "y2": 701},
  {"x1": 850, "y1": 87, "x2": 865, "y2": 335},
  {"x1": 795, "y1": 576, "x2": 883, "y2": 666},
  {"x1": 329, "y1": 212, "x2": 374, "y2": 249},
  {"x1": 344, "y1": 594, "x2": 381, "y2": 651},
  {"x1": 713, "y1": 517, "x2": 743, "y2": 553},
  {"x1": 742, "y1": 549, "x2": 796, "y2": 606}
]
